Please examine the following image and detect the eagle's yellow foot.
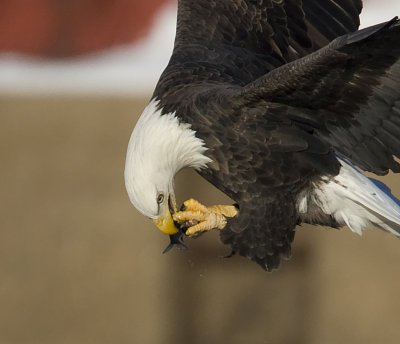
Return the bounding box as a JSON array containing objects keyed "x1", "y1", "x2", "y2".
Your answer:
[{"x1": 173, "y1": 198, "x2": 238, "y2": 236}]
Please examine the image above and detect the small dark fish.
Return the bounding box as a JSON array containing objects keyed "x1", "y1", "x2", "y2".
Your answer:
[
  {"x1": 162, "y1": 200, "x2": 201, "y2": 253},
  {"x1": 162, "y1": 228, "x2": 187, "y2": 254},
  {"x1": 162, "y1": 197, "x2": 187, "y2": 254}
]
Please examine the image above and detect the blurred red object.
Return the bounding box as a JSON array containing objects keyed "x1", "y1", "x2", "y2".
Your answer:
[{"x1": 0, "y1": 0, "x2": 172, "y2": 57}]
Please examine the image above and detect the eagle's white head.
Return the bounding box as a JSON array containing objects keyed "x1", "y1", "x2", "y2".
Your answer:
[{"x1": 124, "y1": 99, "x2": 211, "y2": 234}]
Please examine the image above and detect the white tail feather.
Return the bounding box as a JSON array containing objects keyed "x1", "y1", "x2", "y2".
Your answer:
[{"x1": 313, "y1": 158, "x2": 400, "y2": 236}]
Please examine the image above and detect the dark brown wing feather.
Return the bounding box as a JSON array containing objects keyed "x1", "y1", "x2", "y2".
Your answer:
[
  {"x1": 155, "y1": 0, "x2": 362, "y2": 110},
  {"x1": 173, "y1": 0, "x2": 362, "y2": 79},
  {"x1": 241, "y1": 18, "x2": 400, "y2": 175}
]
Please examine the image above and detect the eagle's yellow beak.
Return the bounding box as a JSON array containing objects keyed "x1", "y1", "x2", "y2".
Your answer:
[{"x1": 153, "y1": 198, "x2": 178, "y2": 235}]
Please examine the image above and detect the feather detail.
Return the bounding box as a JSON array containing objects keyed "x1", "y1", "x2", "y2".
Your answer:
[{"x1": 304, "y1": 158, "x2": 400, "y2": 236}]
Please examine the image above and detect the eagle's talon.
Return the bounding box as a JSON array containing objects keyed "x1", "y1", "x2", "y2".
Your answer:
[{"x1": 172, "y1": 198, "x2": 239, "y2": 236}]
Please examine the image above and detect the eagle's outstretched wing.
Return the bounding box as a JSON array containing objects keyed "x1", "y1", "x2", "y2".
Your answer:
[
  {"x1": 240, "y1": 18, "x2": 400, "y2": 175},
  {"x1": 177, "y1": 0, "x2": 361, "y2": 76},
  {"x1": 175, "y1": 0, "x2": 362, "y2": 58},
  {"x1": 155, "y1": 0, "x2": 362, "y2": 110}
]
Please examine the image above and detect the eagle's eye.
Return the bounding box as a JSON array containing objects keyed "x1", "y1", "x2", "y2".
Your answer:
[{"x1": 157, "y1": 193, "x2": 165, "y2": 204}]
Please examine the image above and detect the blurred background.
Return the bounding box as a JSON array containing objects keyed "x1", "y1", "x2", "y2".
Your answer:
[{"x1": 1, "y1": 1, "x2": 400, "y2": 343}]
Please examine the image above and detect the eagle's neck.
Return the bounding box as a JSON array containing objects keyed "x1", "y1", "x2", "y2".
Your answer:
[{"x1": 125, "y1": 99, "x2": 212, "y2": 191}]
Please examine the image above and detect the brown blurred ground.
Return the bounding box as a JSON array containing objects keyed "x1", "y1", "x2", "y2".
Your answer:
[{"x1": 1, "y1": 96, "x2": 400, "y2": 344}]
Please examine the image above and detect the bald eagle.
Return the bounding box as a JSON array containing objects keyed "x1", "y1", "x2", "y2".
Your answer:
[{"x1": 125, "y1": 0, "x2": 400, "y2": 270}]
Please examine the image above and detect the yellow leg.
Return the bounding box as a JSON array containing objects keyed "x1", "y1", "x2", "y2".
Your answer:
[{"x1": 172, "y1": 198, "x2": 238, "y2": 236}]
